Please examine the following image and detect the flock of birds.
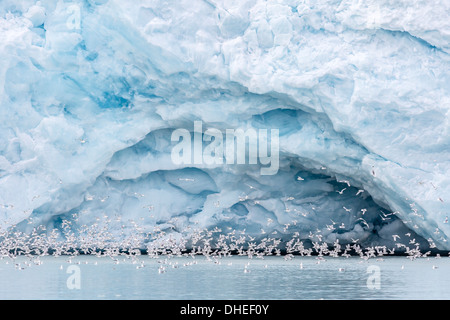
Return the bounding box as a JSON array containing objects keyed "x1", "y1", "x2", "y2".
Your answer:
[
  {"x1": 0, "y1": 176, "x2": 447, "y2": 273},
  {"x1": 0, "y1": 215, "x2": 448, "y2": 273}
]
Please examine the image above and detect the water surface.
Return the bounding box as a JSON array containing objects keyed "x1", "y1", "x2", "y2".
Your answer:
[{"x1": 0, "y1": 255, "x2": 448, "y2": 300}]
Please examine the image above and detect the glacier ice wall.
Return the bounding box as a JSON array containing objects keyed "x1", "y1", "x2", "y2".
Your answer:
[{"x1": 0, "y1": 0, "x2": 449, "y2": 249}]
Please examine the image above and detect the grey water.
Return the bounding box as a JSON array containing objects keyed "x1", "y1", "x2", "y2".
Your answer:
[{"x1": 0, "y1": 255, "x2": 449, "y2": 300}]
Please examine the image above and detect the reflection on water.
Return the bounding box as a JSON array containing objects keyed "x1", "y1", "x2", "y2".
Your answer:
[{"x1": 0, "y1": 255, "x2": 449, "y2": 300}]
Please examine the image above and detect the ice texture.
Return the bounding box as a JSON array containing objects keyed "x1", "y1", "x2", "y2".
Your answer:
[{"x1": 0, "y1": 0, "x2": 449, "y2": 249}]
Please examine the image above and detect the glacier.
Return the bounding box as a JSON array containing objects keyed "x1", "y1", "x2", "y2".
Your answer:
[{"x1": 0, "y1": 0, "x2": 449, "y2": 251}]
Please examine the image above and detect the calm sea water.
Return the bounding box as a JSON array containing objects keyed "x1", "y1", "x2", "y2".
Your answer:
[{"x1": 0, "y1": 255, "x2": 449, "y2": 300}]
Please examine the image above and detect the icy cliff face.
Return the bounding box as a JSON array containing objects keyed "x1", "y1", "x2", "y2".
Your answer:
[{"x1": 0, "y1": 0, "x2": 449, "y2": 249}]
